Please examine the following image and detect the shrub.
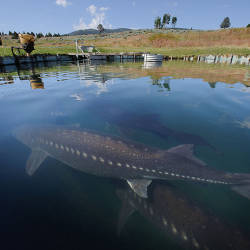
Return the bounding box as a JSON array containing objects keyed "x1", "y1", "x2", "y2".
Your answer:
[{"x1": 148, "y1": 33, "x2": 178, "y2": 41}]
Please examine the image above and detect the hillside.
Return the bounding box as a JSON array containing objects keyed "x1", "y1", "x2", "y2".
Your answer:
[
  {"x1": 67, "y1": 28, "x2": 131, "y2": 36},
  {"x1": 90, "y1": 28, "x2": 250, "y2": 50},
  {"x1": 0, "y1": 28, "x2": 249, "y2": 57}
]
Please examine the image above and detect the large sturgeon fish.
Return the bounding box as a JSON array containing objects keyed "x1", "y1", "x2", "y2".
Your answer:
[
  {"x1": 117, "y1": 185, "x2": 250, "y2": 250},
  {"x1": 13, "y1": 125, "x2": 250, "y2": 199}
]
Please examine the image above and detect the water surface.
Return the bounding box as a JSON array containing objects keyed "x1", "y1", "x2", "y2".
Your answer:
[{"x1": 1, "y1": 61, "x2": 250, "y2": 250}]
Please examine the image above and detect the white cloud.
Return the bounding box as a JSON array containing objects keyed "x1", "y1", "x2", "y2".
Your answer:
[
  {"x1": 87, "y1": 4, "x2": 97, "y2": 15},
  {"x1": 73, "y1": 5, "x2": 112, "y2": 30},
  {"x1": 132, "y1": 1, "x2": 136, "y2": 7},
  {"x1": 235, "y1": 117, "x2": 250, "y2": 129},
  {"x1": 55, "y1": 0, "x2": 71, "y2": 7},
  {"x1": 100, "y1": 7, "x2": 109, "y2": 11},
  {"x1": 70, "y1": 94, "x2": 85, "y2": 102}
]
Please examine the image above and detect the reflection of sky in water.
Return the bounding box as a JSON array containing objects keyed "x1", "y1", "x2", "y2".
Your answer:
[{"x1": 235, "y1": 117, "x2": 250, "y2": 129}]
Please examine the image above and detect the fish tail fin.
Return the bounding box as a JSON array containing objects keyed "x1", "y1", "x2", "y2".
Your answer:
[{"x1": 231, "y1": 174, "x2": 250, "y2": 199}]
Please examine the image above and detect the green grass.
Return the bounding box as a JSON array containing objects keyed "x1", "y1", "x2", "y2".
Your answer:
[
  {"x1": 1, "y1": 30, "x2": 250, "y2": 58},
  {"x1": 1, "y1": 45, "x2": 249, "y2": 57},
  {"x1": 148, "y1": 33, "x2": 179, "y2": 41},
  {"x1": 0, "y1": 46, "x2": 75, "y2": 57},
  {"x1": 98, "y1": 46, "x2": 250, "y2": 57}
]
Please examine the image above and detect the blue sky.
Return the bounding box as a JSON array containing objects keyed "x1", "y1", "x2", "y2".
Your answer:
[{"x1": 1, "y1": 0, "x2": 250, "y2": 34}]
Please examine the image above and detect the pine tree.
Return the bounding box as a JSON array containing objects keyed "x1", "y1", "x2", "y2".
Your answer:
[
  {"x1": 220, "y1": 17, "x2": 231, "y2": 29},
  {"x1": 97, "y1": 24, "x2": 104, "y2": 34},
  {"x1": 36, "y1": 33, "x2": 44, "y2": 38},
  {"x1": 154, "y1": 17, "x2": 162, "y2": 29},
  {"x1": 12, "y1": 31, "x2": 18, "y2": 39},
  {"x1": 162, "y1": 14, "x2": 171, "y2": 28},
  {"x1": 45, "y1": 32, "x2": 52, "y2": 37},
  {"x1": 171, "y1": 17, "x2": 177, "y2": 28}
]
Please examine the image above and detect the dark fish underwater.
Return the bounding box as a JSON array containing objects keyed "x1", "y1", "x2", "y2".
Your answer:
[
  {"x1": 91, "y1": 102, "x2": 217, "y2": 152},
  {"x1": 13, "y1": 125, "x2": 250, "y2": 199},
  {"x1": 116, "y1": 114, "x2": 214, "y2": 149},
  {"x1": 117, "y1": 184, "x2": 250, "y2": 250}
]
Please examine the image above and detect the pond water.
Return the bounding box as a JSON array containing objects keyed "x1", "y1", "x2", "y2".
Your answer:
[{"x1": 0, "y1": 60, "x2": 250, "y2": 250}]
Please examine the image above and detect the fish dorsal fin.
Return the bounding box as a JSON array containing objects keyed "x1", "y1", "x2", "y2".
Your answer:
[
  {"x1": 116, "y1": 190, "x2": 136, "y2": 235},
  {"x1": 167, "y1": 144, "x2": 207, "y2": 166},
  {"x1": 25, "y1": 150, "x2": 48, "y2": 176},
  {"x1": 167, "y1": 144, "x2": 194, "y2": 156},
  {"x1": 127, "y1": 179, "x2": 152, "y2": 198}
]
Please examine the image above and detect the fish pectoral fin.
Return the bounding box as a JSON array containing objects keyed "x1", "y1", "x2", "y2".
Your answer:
[
  {"x1": 26, "y1": 149, "x2": 48, "y2": 176},
  {"x1": 126, "y1": 179, "x2": 152, "y2": 198},
  {"x1": 116, "y1": 190, "x2": 136, "y2": 236},
  {"x1": 167, "y1": 144, "x2": 207, "y2": 166},
  {"x1": 231, "y1": 178, "x2": 250, "y2": 200}
]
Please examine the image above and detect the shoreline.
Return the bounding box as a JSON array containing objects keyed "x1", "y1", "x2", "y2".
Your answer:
[{"x1": 0, "y1": 53, "x2": 249, "y2": 68}]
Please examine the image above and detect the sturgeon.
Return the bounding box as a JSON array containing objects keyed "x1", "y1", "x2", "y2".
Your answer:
[
  {"x1": 13, "y1": 125, "x2": 250, "y2": 199},
  {"x1": 90, "y1": 102, "x2": 218, "y2": 152},
  {"x1": 117, "y1": 185, "x2": 250, "y2": 250}
]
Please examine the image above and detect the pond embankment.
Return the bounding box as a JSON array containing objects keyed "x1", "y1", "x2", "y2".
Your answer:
[
  {"x1": 0, "y1": 53, "x2": 249, "y2": 69},
  {"x1": 0, "y1": 54, "x2": 74, "y2": 67}
]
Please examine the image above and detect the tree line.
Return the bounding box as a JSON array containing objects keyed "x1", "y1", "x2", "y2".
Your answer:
[
  {"x1": 0, "y1": 31, "x2": 62, "y2": 39},
  {"x1": 153, "y1": 14, "x2": 249, "y2": 30},
  {"x1": 154, "y1": 14, "x2": 177, "y2": 29},
  {"x1": 219, "y1": 17, "x2": 249, "y2": 29}
]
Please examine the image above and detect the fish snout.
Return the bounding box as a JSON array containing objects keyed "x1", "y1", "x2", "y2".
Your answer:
[{"x1": 12, "y1": 125, "x2": 33, "y2": 142}]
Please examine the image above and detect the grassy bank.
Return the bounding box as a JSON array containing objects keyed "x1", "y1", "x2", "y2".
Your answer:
[
  {"x1": 0, "y1": 47, "x2": 74, "y2": 57},
  {"x1": 0, "y1": 28, "x2": 249, "y2": 57},
  {"x1": 93, "y1": 28, "x2": 250, "y2": 56},
  {"x1": 0, "y1": 46, "x2": 249, "y2": 57},
  {"x1": 97, "y1": 46, "x2": 250, "y2": 57}
]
